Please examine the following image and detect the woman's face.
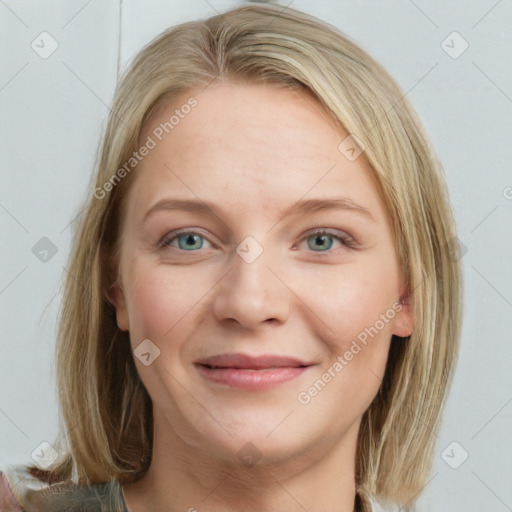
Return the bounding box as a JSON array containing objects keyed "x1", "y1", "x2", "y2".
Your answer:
[{"x1": 111, "y1": 82, "x2": 413, "y2": 468}]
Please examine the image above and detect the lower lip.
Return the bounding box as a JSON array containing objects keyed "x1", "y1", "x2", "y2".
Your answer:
[{"x1": 195, "y1": 364, "x2": 311, "y2": 390}]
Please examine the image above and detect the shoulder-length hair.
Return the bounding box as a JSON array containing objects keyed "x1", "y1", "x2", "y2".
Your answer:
[{"x1": 23, "y1": 4, "x2": 462, "y2": 510}]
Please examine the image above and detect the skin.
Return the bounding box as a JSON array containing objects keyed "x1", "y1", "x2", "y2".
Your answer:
[{"x1": 111, "y1": 81, "x2": 413, "y2": 512}]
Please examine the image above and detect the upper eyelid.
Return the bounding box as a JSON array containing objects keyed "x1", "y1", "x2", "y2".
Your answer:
[
  {"x1": 161, "y1": 228, "x2": 214, "y2": 247},
  {"x1": 302, "y1": 227, "x2": 354, "y2": 241},
  {"x1": 299, "y1": 228, "x2": 358, "y2": 250}
]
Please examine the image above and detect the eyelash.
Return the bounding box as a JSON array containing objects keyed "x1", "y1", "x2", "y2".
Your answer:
[{"x1": 159, "y1": 228, "x2": 357, "y2": 255}]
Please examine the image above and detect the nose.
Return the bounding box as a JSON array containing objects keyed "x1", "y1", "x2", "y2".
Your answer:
[{"x1": 212, "y1": 244, "x2": 290, "y2": 329}]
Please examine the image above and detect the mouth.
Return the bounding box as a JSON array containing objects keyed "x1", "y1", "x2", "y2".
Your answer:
[{"x1": 194, "y1": 353, "x2": 315, "y2": 390}]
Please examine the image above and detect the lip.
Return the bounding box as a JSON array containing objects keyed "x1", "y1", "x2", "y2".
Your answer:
[
  {"x1": 194, "y1": 353, "x2": 315, "y2": 390},
  {"x1": 196, "y1": 353, "x2": 312, "y2": 369}
]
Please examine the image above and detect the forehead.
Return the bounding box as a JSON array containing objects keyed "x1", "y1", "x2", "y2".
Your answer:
[{"x1": 126, "y1": 82, "x2": 388, "y2": 224}]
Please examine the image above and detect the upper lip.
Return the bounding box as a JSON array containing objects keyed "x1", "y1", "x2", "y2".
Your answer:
[{"x1": 195, "y1": 353, "x2": 314, "y2": 369}]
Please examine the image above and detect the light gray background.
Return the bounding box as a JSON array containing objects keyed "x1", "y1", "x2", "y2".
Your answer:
[{"x1": 1, "y1": 1, "x2": 511, "y2": 511}]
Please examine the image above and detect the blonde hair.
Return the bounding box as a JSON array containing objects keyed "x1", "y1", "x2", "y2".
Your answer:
[{"x1": 22, "y1": 4, "x2": 462, "y2": 510}]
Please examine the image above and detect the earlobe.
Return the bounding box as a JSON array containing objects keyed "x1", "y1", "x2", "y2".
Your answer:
[
  {"x1": 392, "y1": 295, "x2": 413, "y2": 338},
  {"x1": 106, "y1": 280, "x2": 130, "y2": 332}
]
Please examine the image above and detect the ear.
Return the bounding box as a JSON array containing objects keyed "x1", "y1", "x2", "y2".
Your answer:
[
  {"x1": 392, "y1": 289, "x2": 413, "y2": 338},
  {"x1": 106, "y1": 278, "x2": 130, "y2": 332}
]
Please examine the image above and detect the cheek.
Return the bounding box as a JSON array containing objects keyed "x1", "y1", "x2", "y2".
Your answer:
[
  {"x1": 294, "y1": 257, "x2": 399, "y2": 350},
  {"x1": 122, "y1": 260, "x2": 205, "y2": 344},
  {"x1": 293, "y1": 263, "x2": 398, "y2": 418},
  {"x1": 121, "y1": 261, "x2": 211, "y2": 406}
]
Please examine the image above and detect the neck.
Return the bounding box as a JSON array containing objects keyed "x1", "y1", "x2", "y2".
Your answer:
[{"x1": 122, "y1": 410, "x2": 360, "y2": 512}]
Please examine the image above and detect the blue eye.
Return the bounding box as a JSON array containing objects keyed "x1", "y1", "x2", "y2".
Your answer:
[
  {"x1": 161, "y1": 231, "x2": 211, "y2": 251},
  {"x1": 304, "y1": 229, "x2": 354, "y2": 253},
  {"x1": 307, "y1": 233, "x2": 335, "y2": 251},
  {"x1": 160, "y1": 228, "x2": 355, "y2": 254}
]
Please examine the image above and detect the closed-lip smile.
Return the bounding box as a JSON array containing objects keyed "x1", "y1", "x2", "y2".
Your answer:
[{"x1": 194, "y1": 353, "x2": 315, "y2": 390}]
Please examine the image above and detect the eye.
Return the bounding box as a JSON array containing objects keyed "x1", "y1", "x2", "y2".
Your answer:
[
  {"x1": 160, "y1": 230, "x2": 213, "y2": 251},
  {"x1": 300, "y1": 228, "x2": 357, "y2": 254},
  {"x1": 159, "y1": 228, "x2": 357, "y2": 254}
]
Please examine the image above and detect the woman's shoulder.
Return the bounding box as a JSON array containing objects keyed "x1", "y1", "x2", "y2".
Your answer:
[
  {"x1": 0, "y1": 463, "x2": 127, "y2": 512},
  {"x1": 1, "y1": 465, "x2": 26, "y2": 511}
]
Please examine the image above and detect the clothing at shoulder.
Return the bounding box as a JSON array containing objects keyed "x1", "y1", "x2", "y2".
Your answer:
[
  {"x1": 0, "y1": 469, "x2": 23, "y2": 511},
  {"x1": 0, "y1": 464, "x2": 128, "y2": 512},
  {"x1": 369, "y1": 495, "x2": 403, "y2": 512}
]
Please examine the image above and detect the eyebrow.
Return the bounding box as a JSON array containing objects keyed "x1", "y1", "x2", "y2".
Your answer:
[{"x1": 143, "y1": 197, "x2": 375, "y2": 223}]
